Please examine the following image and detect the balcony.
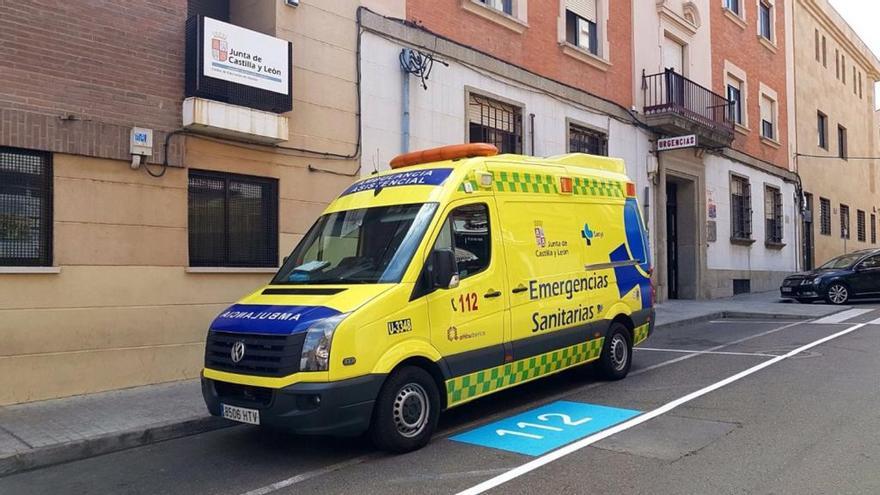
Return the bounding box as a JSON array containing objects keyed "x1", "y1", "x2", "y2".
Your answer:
[{"x1": 643, "y1": 70, "x2": 734, "y2": 148}]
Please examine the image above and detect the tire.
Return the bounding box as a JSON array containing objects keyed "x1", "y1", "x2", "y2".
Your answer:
[
  {"x1": 598, "y1": 322, "x2": 633, "y2": 380},
  {"x1": 825, "y1": 283, "x2": 850, "y2": 305},
  {"x1": 369, "y1": 366, "x2": 440, "y2": 453}
]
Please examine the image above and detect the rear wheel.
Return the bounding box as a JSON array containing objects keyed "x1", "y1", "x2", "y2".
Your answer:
[
  {"x1": 598, "y1": 323, "x2": 632, "y2": 380},
  {"x1": 825, "y1": 283, "x2": 850, "y2": 305},
  {"x1": 369, "y1": 366, "x2": 440, "y2": 453}
]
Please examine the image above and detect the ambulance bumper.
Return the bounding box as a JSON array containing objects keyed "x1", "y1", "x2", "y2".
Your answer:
[{"x1": 202, "y1": 373, "x2": 386, "y2": 436}]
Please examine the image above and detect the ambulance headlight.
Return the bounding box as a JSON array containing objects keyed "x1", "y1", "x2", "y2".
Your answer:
[{"x1": 300, "y1": 313, "x2": 349, "y2": 372}]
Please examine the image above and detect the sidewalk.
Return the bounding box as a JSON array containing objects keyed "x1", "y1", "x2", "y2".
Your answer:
[{"x1": 0, "y1": 291, "x2": 846, "y2": 477}]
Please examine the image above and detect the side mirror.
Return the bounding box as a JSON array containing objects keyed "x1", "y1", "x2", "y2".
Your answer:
[{"x1": 430, "y1": 249, "x2": 460, "y2": 290}]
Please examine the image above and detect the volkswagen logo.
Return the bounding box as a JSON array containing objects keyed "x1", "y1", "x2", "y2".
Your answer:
[{"x1": 230, "y1": 341, "x2": 246, "y2": 363}]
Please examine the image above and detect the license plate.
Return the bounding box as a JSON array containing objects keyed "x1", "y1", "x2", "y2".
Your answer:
[
  {"x1": 222, "y1": 404, "x2": 260, "y2": 425},
  {"x1": 781, "y1": 287, "x2": 793, "y2": 293}
]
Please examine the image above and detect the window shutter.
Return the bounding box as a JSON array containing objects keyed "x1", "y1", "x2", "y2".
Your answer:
[
  {"x1": 760, "y1": 95, "x2": 772, "y2": 124},
  {"x1": 566, "y1": 0, "x2": 597, "y2": 22}
]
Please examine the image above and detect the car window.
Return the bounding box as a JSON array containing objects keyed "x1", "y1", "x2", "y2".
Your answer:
[
  {"x1": 431, "y1": 203, "x2": 491, "y2": 279},
  {"x1": 859, "y1": 255, "x2": 880, "y2": 270}
]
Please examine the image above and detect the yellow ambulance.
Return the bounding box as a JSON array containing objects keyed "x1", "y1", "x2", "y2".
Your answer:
[{"x1": 201, "y1": 143, "x2": 654, "y2": 452}]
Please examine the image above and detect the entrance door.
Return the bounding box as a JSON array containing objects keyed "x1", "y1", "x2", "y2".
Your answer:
[
  {"x1": 803, "y1": 193, "x2": 814, "y2": 270},
  {"x1": 666, "y1": 182, "x2": 679, "y2": 299},
  {"x1": 424, "y1": 199, "x2": 508, "y2": 379}
]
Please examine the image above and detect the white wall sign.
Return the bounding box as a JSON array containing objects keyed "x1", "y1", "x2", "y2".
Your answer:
[
  {"x1": 657, "y1": 134, "x2": 697, "y2": 152},
  {"x1": 203, "y1": 17, "x2": 290, "y2": 95}
]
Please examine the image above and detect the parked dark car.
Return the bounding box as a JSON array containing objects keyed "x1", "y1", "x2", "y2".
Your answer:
[{"x1": 780, "y1": 249, "x2": 880, "y2": 304}]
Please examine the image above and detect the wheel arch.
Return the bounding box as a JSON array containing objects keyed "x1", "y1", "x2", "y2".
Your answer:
[{"x1": 386, "y1": 356, "x2": 448, "y2": 410}]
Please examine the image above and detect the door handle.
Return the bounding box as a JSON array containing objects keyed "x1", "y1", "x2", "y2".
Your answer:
[
  {"x1": 512, "y1": 285, "x2": 528, "y2": 294},
  {"x1": 484, "y1": 290, "x2": 502, "y2": 298}
]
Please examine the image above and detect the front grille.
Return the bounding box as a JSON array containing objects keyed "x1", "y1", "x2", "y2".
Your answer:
[
  {"x1": 213, "y1": 381, "x2": 273, "y2": 407},
  {"x1": 783, "y1": 278, "x2": 803, "y2": 287},
  {"x1": 205, "y1": 331, "x2": 305, "y2": 377}
]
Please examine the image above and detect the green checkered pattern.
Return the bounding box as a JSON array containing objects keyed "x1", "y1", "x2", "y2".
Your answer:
[
  {"x1": 633, "y1": 323, "x2": 650, "y2": 346},
  {"x1": 571, "y1": 176, "x2": 624, "y2": 198},
  {"x1": 494, "y1": 171, "x2": 558, "y2": 194},
  {"x1": 457, "y1": 171, "x2": 624, "y2": 198},
  {"x1": 445, "y1": 337, "x2": 605, "y2": 407}
]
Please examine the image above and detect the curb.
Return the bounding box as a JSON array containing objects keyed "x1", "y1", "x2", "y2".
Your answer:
[
  {"x1": 0, "y1": 416, "x2": 235, "y2": 478},
  {"x1": 653, "y1": 308, "x2": 846, "y2": 331}
]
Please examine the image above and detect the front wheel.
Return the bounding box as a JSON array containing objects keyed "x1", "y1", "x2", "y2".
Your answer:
[
  {"x1": 598, "y1": 323, "x2": 632, "y2": 380},
  {"x1": 825, "y1": 283, "x2": 850, "y2": 305},
  {"x1": 369, "y1": 366, "x2": 440, "y2": 453}
]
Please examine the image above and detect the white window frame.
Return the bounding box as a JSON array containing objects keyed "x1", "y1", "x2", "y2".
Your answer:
[
  {"x1": 725, "y1": 60, "x2": 749, "y2": 131},
  {"x1": 756, "y1": 0, "x2": 776, "y2": 48},
  {"x1": 758, "y1": 82, "x2": 779, "y2": 145},
  {"x1": 557, "y1": 0, "x2": 610, "y2": 70},
  {"x1": 462, "y1": 0, "x2": 529, "y2": 33}
]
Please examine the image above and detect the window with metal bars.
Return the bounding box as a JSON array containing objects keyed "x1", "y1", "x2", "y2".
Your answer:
[
  {"x1": 0, "y1": 147, "x2": 52, "y2": 267},
  {"x1": 188, "y1": 170, "x2": 278, "y2": 267},
  {"x1": 872, "y1": 214, "x2": 876, "y2": 244},
  {"x1": 840, "y1": 204, "x2": 850, "y2": 239},
  {"x1": 468, "y1": 93, "x2": 523, "y2": 154},
  {"x1": 819, "y1": 197, "x2": 831, "y2": 235},
  {"x1": 568, "y1": 124, "x2": 608, "y2": 155},
  {"x1": 857, "y1": 209, "x2": 866, "y2": 242},
  {"x1": 730, "y1": 175, "x2": 752, "y2": 240},
  {"x1": 764, "y1": 186, "x2": 783, "y2": 244}
]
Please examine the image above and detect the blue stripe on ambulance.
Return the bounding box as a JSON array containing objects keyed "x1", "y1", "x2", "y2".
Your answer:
[
  {"x1": 209, "y1": 304, "x2": 340, "y2": 335},
  {"x1": 611, "y1": 198, "x2": 652, "y2": 307}
]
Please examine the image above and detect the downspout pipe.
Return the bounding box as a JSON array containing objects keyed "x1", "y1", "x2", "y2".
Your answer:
[{"x1": 401, "y1": 50, "x2": 411, "y2": 154}]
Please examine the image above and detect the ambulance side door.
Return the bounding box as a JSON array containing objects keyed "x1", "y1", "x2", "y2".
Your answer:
[{"x1": 423, "y1": 198, "x2": 508, "y2": 378}]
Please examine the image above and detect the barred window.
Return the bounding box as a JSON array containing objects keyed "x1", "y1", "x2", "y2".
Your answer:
[
  {"x1": 0, "y1": 147, "x2": 52, "y2": 266},
  {"x1": 764, "y1": 186, "x2": 783, "y2": 244},
  {"x1": 568, "y1": 124, "x2": 608, "y2": 155},
  {"x1": 857, "y1": 209, "x2": 866, "y2": 242},
  {"x1": 468, "y1": 93, "x2": 523, "y2": 154},
  {"x1": 188, "y1": 170, "x2": 278, "y2": 267},
  {"x1": 840, "y1": 204, "x2": 850, "y2": 239},
  {"x1": 730, "y1": 175, "x2": 752, "y2": 240},
  {"x1": 872, "y1": 213, "x2": 876, "y2": 244},
  {"x1": 819, "y1": 197, "x2": 831, "y2": 235}
]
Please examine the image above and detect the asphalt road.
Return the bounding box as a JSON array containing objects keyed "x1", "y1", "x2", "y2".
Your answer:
[{"x1": 4, "y1": 306, "x2": 880, "y2": 495}]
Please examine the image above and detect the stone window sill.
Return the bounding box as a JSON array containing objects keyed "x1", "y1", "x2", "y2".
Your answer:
[
  {"x1": 760, "y1": 135, "x2": 781, "y2": 148},
  {"x1": 765, "y1": 241, "x2": 786, "y2": 250},
  {"x1": 734, "y1": 123, "x2": 751, "y2": 136},
  {"x1": 723, "y1": 8, "x2": 747, "y2": 29},
  {"x1": 730, "y1": 237, "x2": 756, "y2": 246},
  {"x1": 461, "y1": 0, "x2": 528, "y2": 34},
  {"x1": 186, "y1": 267, "x2": 278, "y2": 274},
  {"x1": 0, "y1": 266, "x2": 61, "y2": 274},
  {"x1": 758, "y1": 35, "x2": 778, "y2": 54},
  {"x1": 560, "y1": 42, "x2": 611, "y2": 72}
]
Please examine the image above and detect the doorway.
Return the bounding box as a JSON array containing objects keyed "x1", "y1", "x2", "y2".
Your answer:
[
  {"x1": 665, "y1": 175, "x2": 697, "y2": 299},
  {"x1": 803, "y1": 193, "x2": 814, "y2": 270},
  {"x1": 666, "y1": 182, "x2": 679, "y2": 299}
]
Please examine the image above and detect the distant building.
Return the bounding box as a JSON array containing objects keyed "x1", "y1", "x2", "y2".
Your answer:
[{"x1": 790, "y1": 0, "x2": 880, "y2": 268}]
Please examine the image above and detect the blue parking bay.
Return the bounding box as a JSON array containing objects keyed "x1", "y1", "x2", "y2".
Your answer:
[{"x1": 450, "y1": 401, "x2": 641, "y2": 456}]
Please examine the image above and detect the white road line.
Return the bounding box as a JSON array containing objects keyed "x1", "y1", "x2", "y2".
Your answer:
[
  {"x1": 238, "y1": 456, "x2": 373, "y2": 495},
  {"x1": 456, "y1": 322, "x2": 869, "y2": 495},
  {"x1": 866, "y1": 316, "x2": 880, "y2": 325},
  {"x1": 810, "y1": 309, "x2": 873, "y2": 324},
  {"x1": 635, "y1": 347, "x2": 777, "y2": 358}
]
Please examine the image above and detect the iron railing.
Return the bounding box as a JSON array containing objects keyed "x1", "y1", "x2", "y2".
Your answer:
[{"x1": 643, "y1": 69, "x2": 734, "y2": 135}]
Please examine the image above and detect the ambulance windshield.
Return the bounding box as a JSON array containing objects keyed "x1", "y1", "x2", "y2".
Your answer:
[{"x1": 273, "y1": 203, "x2": 438, "y2": 284}]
